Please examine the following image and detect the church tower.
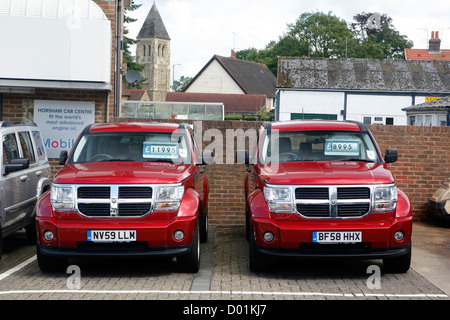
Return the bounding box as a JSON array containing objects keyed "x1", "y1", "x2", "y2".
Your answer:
[{"x1": 136, "y1": 3, "x2": 171, "y2": 101}]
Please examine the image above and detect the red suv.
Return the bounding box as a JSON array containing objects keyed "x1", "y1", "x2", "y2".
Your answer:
[
  {"x1": 36, "y1": 122, "x2": 209, "y2": 273},
  {"x1": 238, "y1": 120, "x2": 412, "y2": 273}
]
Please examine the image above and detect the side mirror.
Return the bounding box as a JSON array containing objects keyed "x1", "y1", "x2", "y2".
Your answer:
[
  {"x1": 202, "y1": 150, "x2": 214, "y2": 165},
  {"x1": 236, "y1": 150, "x2": 250, "y2": 165},
  {"x1": 59, "y1": 150, "x2": 68, "y2": 165},
  {"x1": 4, "y1": 158, "x2": 29, "y2": 175},
  {"x1": 384, "y1": 148, "x2": 398, "y2": 163}
]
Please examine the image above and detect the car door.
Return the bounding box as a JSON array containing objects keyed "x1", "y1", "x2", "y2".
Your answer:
[
  {"x1": 1, "y1": 130, "x2": 29, "y2": 230},
  {"x1": 190, "y1": 131, "x2": 206, "y2": 215},
  {"x1": 17, "y1": 129, "x2": 39, "y2": 215}
]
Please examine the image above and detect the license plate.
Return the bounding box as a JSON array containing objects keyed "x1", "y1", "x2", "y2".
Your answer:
[
  {"x1": 87, "y1": 230, "x2": 136, "y2": 243},
  {"x1": 312, "y1": 231, "x2": 362, "y2": 243}
]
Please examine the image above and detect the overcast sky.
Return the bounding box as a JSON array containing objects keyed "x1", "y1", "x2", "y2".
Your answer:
[{"x1": 126, "y1": 0, "x2": 450, "y2": 82}]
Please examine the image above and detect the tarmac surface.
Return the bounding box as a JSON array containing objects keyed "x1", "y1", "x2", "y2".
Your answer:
[{"x1": 0, "y1": 221, "x2": 448, "y2": 301}]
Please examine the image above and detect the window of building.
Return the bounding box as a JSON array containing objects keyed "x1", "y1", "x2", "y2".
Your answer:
[
  {"x1": 385, "y1": 117, "x2": 394, "y2": 125},
  {"x1": 363, "y1": 117, "x2": 371, "y2": 124}
]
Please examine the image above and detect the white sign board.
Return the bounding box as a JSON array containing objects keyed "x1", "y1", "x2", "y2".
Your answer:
[{"x1": 34, "y1": 100, "x2": 95, "y2": 158}]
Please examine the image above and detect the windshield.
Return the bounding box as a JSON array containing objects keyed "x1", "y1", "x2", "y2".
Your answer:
[
  {"x1": 259, "y1": 130, "x2": 381, "y2": 164},
  {"x1": 69, "y1": 131, "x2": 191, "y2": 164}
]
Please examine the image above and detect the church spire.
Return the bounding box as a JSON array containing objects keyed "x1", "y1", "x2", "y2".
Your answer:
[{"x1": 137, "y1": 2, "x2": 170, "y2": 40}]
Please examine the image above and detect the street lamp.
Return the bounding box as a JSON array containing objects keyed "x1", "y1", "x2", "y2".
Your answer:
[{"x1": 172, "y1": 64, "x2": 181, "y2": 91}]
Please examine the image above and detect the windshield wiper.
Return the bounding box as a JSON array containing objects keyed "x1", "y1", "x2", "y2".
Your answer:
[
  {"x1": 340, "y1": 158, "x2": 375, "y2": 163},
  {"x1": 145, "y1": 158, "x2": 177, "y2": 163}
]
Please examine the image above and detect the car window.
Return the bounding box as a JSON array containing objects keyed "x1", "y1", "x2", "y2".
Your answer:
[
  {"x1": 3, "y1": 133, "x2": 20, "y2": 164},
  {"x1": 32, "y1": 130, "x2": 47, "y2": 161},
  {"x1": 18, "y1": 131, "x2": 36, "y2": 164}
]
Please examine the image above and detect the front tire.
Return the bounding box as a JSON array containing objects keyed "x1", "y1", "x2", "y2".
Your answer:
[
  {"x1": 248, "y1": 224, "x2": 269, "y2": 273},
  {"x1": 383, "y1": 245, "x2": 411, "y2": 273},
  {"x1": 177, "y1": 221, "x2": 200, "y2": 273},
  {"x1": 36, "y1": 246, "x2": 67, "y2": 273}
]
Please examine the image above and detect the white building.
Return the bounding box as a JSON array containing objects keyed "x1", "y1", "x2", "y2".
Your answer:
[
  {"x1": 402, "y1": 96, "x2": 450, "y2": 126},
  {"x1": 276, "y1": 58, "x2": 450, "y2": 125}
]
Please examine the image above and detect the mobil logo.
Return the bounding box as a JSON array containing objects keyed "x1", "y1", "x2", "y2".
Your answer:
[{"x1": 44, "y1": 138, "x2": 75, "y2": 149}]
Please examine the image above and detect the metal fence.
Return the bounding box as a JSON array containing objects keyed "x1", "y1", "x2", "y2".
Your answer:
[{"x1": 121, "y1": 101, "x2": 224, "y2": 120}]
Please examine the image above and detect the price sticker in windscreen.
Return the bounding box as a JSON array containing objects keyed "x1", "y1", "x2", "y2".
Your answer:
[
  {"x1": 143, "y1": 142, "x2": 178, "y2": 159},
  {"x1": 324, "y1": 140, "x2": 360, "y2": 156}
]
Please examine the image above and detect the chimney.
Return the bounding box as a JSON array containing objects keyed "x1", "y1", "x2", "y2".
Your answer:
[
  {"x1": 429, "y1": 31, "x2": 441, "y2": 53},
  {"x1": 231, "y1": 49, "x2": 236, "y2": 59}
]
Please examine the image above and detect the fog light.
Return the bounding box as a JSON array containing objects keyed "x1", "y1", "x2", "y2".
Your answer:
[
  {"x1": 173, "y1": 230, "x2": 185, "y2": 241},
  {"x1": 394, "y1": 230, "x2": 405, "y2": 241},
  {"x1": 263, "y1": 231, "x2": 274, "y2": 242},
  {"x1": 43, "y1": 230, "x2": 54, "y2": 241}
]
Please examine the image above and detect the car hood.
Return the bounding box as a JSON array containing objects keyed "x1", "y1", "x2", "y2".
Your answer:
[
  {"x1": 256, "y1": 161, "x2": 395, "y2": 186},
  {"x1": 54, "y1": 162, "x2": 193, "y2": 185}
]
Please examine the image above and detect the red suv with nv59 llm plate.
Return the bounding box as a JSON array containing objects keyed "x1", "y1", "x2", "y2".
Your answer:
[
  {"x1": 36, "y1": 122, "x2": 209, "y2": 273},
  {"x1": 238, "y1": 120, "x2": 412, "y2": 273}
]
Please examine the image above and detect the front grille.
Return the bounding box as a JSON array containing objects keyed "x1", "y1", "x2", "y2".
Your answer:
[
  {"x1": 295, "y1": 187, "x2": 328, "y2": 199},
  {"x1": 78, "y1": 203, "x2": 111, "y2": 216},
  {"x1": 75, "y1": 185, "x2": 153, "y2": 218},
  {"x1": 297, "y1": 204, "x2": 330, "y2": 217},
  {"x1": 119, "y1": 187, "x2": 152, "y2": 199},
  {"x1": 118, "y1": 203, "x2": 152, "y2": 216},
  {"x1": 337, "y1": 187, "x2": 370, "y2": 199},
  {"x1": 78, "y1": 187, "x2": 110, "y2": 199},
  {"x1": 337, "y1": 204, "x2": 370, "y2": 217},
  {"x1": 294, "y1": 186, "x2": 371, "y2": 219}
]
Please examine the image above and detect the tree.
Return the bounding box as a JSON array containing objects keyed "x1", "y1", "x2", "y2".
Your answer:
[
  {"x1": 287, "y1": 11, "x2": 356, "y2": 58},
  {"x1": 123, "y1": 3, "x2": 146, "y2": 89},
  {"x1": 172, "y1": 75, "x2": 193, "y2": 92},
  {"x1": 350, "y1": 12, "x2": 413, "y2": 59},
  {"x1": 236, "y1": 11, "x2": 414, "y2": 75}
]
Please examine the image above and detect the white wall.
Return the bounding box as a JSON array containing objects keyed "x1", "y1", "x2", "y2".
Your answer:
[
  {"x1": 186, "y1": 60, "x2": 245, "y2": 94},
  {"x1": 0, "y1": 15, "x2": 111, "y2": 83},
  {"x1": 278, "y1": 90, "x2": 414, "y2": 125},
  {"x1": 346, "y1": 94, "x2": 412, "y2": 125},
  {"x1": 278, "y1": 90, "x2": 345, "y2": 121}
]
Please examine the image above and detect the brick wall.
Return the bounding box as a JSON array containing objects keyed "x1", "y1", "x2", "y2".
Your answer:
[{"x1": 368, "y1": 124, "x2": 450, "y2": 221}]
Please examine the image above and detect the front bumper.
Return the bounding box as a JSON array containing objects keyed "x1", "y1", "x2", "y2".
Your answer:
[
  {"x1": 256, "y1": 244, "x2": 410, "y2": 260},
  {"x1": 37, "y1": 243, "x2": 190, "y2": 259},
  {"x1": 36, "y1": 215, "x2": 198, "y2": 259},
  {"x1": 251, "y1": 216, "x2": 412, "y2": 260}
]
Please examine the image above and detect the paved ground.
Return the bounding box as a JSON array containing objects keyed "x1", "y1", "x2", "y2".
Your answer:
[{"x1": 0, "y1": 222, "x2": 448, "y2": 302}]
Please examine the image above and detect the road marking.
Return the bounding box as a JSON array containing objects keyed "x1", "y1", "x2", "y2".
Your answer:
[
  {"x1": 0, "y1": 289, "x2": 446, "y2": 299},
  {"x1": 0, "y1": 255, "x2": 36, "y2": 281}
]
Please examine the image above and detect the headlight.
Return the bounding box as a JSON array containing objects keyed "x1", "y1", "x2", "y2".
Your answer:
[
  {"x1": 264, "y1": 186, "x2": 294, "y2": 213},
  {"x1": 154, "y1": 185, "x2": 184, "y2": 211},
  {"x1": 51, "y1": 184, "x2": 75, "y2": 211},
  {"x1": 373, "y1": 184, "x2": 397, "y2": 212}
]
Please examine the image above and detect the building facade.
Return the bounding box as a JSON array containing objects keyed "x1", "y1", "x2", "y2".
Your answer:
[{"x1": 0, "y1": 0, "x2": 123, "y2": 161}]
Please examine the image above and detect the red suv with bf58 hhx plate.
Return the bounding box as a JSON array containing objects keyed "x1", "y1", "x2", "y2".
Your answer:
[
  {"x1": 237, "y1": 120, "x2": 412, "y2": 273},
  {"x1": 36, "y1": 122, "x2": 209, "y2": 273}
]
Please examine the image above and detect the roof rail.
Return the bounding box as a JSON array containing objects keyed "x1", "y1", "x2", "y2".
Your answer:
[
  {"x1": 263, "y1": 121, "x2": 272, "y2": 133},
  {"x1": 345, "y1": 120, "x2": 368, "y2": 132},
  {"x1": 178, "y1": 123, "x2": 190, "y2": 129},
  {"x1": 0, "y1": 121, "x2": 37, "y2": 127}
]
